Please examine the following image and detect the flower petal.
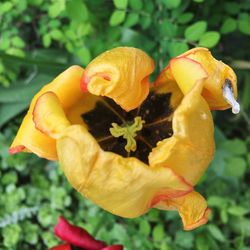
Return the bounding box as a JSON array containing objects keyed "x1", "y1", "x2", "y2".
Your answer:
[
  {"x1": 149, "y1": 81, "x2": 215, "y2": 185},
  {"x1": 101, "y1": 246, "x2": 124, "y2": 250},
  {"x1": 57, "y1": 125, "x2": 192, "y2": 218},
  {"x1": 33, "y1": 92, "x2": 71, "y2": 139},
  {"x1": 50, "y1": 244, "x2": 72, "y2": 250},
  {"x1": 54, "y1": 216, "x2": 106, "y2": 250},
  {"x1": 82, "y1": 47, "x2": 155, "y2": 111},
  {"x1": 176, "y1": 47, "x2": 238, "y2": 110},
  {"x1": 9, "y1": 66, "x2": 84, "y2": 160},
  {"x1": 155, "y1": 191, "x2": 211, "y2": 230}
]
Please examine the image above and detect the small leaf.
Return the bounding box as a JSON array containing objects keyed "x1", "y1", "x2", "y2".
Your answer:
[
  {"x1": 220, "y1": 18, "x2": 237, "y2": 34},
  {"x1": 139, "y1": 220, "x2": 151, "y2": 236},
  {"x1": 193, "y1": 0, "x2": 204, "y2": 2},
  {"x1": 207, "y1": 224, "x2": 226, "y2": 242},
  {"x1": 152, "y1": 224, "x2": 165, "y2": 241},
  {"x1": 238, "y1": 20, "x2": 250, "y2": 35},
  {"x1": 43, "y1": 34, "x2": 51, "y2": 48},
  {"x1": 198, "y1": 31, "x2": 220, "y2": 48},
  {"x1": 66, "y1": 0, "x2": 89, "y2": 22},
  {"x1": 185, "y1": 21, "x2": 207, "y2": 41},
  {"x1": 113, "y1": 0, "x2": 128, "y2": 9},
  {"x1": 168, "y1": 42, "x2": 189, "y2": 57},
  {"x1": 12, "y1": 36, "x2": 25, "y2": 49},
  {"x1": 225, "y1": 157, "x2": 247, "y2": 178},
  {"x1": 222, "y1": 139, "x2": 247, "y2": 155},
  {"x1": 228, "y1": 206, "x2": 249, "y2": 217},
  {"x1": 109, "y1": 10, "x2": 126, "y2": 26},
  {"x1": 162, "y1": 0, "x2": 181, "y2": 9},
  {"x1": 77, "y1": 47, "x2": 91, "y2": 65},
  {"x1": 178, "y1": 13, "x2": 194, "y2": 24},
  {"x1": 124, "y1": 13, "x2": 139, "y2": 27},
  {"x1": 129, "y1": 0, "x2": 143, "y2": 10}
]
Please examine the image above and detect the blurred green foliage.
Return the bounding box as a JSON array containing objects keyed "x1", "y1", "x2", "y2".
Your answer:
[{"x1": 0, "y1": 0, "x2": 250, "y2": 249}]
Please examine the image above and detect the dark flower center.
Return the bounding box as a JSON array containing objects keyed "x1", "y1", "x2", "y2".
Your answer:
[{"x1": 82, "y1": 91, "x2": 173, "y2": 164}]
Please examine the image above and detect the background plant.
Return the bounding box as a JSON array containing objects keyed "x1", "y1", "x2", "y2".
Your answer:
[{"x1": 0, "y1": 0, "x2": 250, "y2": 249}]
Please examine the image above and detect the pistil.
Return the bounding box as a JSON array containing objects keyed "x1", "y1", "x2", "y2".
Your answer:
[{"x1": 109, "y1": 116, "x2": 145, "y2": 152}]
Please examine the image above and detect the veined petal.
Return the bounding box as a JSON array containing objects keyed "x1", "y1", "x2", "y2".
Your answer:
[
  {"x1": 149, "y1": 82, "x2": 215, "y2": 185},
  {"x1": 9, "y1": 66, "x2": 84, "y2": 160},
  {"x1": 33, "y1": 92, "x2": 71, "y2": 139},
  {"x1": 82, "y1": 47, "x2": 155, "y2": 111},
  {"x1": 175, "y1": 47, "x2": 238, "y2": 110},
  {"x1": 57, "y1": 125, "x2": 192, "y2": 218},
  {"x1": 155, "y1": 191, "x2": 211, "y2": 230}
]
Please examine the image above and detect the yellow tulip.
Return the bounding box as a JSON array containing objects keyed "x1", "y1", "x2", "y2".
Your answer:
[{"x1": 10, "y1": 47, "x2": 239, "y2": 230}]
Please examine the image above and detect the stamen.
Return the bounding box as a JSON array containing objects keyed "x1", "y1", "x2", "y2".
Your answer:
[
  {"x1": 223, "y1": 79, "x2": 240, "y2": 114},
  {"x1": 109, "y1": 116, "x2": 145, "y2": 152}
]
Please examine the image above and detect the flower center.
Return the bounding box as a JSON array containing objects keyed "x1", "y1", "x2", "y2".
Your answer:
[
  {"x1": 110, "y1": 116, "x2": 145, "y2": 153},
  {"x1": 82, "y1": 91, "x2": 173, "y2": 164}
]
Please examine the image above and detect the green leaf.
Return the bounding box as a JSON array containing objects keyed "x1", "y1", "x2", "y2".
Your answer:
[
  {"x1": 42, "y1": 34, "x2": 51, "y2": 48},
  {"x1": 175, "y1": 231, "x2": 194, "y2": 249},
  {"x1": 168, "y1": 42, "x2": 189, "y2": 57},
  {"x1": 225, "y1": 2, "x2": 240, "y2": 15},
  {"x1": 109, "y1": 10, "x2": 126, "y2": 26},
  {"x1": 3, "y1": 224, "x2": 21, "y2": 247},
  {"x1": 193, "y1": 0, "x2": 204, "y2": 2},
  {"x1": 162, "y1": 0, "x2": 181, "y2": 9},
  {"x1": 50, "y1": 29, "x2": 63, "y2": 40},
  {"x1": 77, "y1": 47, "x2": 91, "y2": 65},
  {"x1": 185, "y1": 21, "x2": 207, "y2": 41},
  {"x1": 178, "y1": 13, "x2": 194, "y2": 24},
  {"x1": 48, "y1": 1, "x2": 65, "y2": 18},
  {"x1": 129, "y1": 0, "x2": 143, "y2": 10},
  {"x1": 159, "y1": 19, "x2": 177, "y2": 38},
  {"x1": 196, "y1": 234, "x2": 209, "y2": 250},
  {"x1": 66, "y1": 0, "x2": 89, "y2": 22},
  {"x1": 207, "y1": 224, "x2": 226, "y2": 242},
  {"x1": 225, "y1": 157, "x2": 247, "y2": 178},
  {"x1": 238, "y1": 20, "x2": 250, "y2": 35},
  {"x1": 152, "y1": 224, "x2": 165, "y2": 241},
  {"x1": 228, "y1": 206, "x2": 249, "y2": 217},
  {"x1": 139, "y1": 220, "x2": 151, "y2": 236},
  {"x1": 12, "y1": 36, "x2": 25, "y2": 49},
  {"x1": 222, "y1": 139, "x2": 247, "y2": 155},
  {"x1": 220, "y1": 18, "x2": 237, "y2": 34},
  {"x1": 198, "y1": 31, "x2": 220, "y2": 48},
  {"x1": 113, "y1": 0, "x2": 128, "y2": 9},
  {"x1": 124, "y1": 13, "x2": 139, "y2": 27}
]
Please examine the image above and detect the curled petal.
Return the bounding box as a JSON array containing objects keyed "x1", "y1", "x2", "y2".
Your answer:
[
  {"x1": 155, "y1": 191, "x2": 211, "y2": 230},
  {"x1": 9, "y1": 66, "x2": 85, "y2": 160},
  {"x1": 175, "y1": 47, "x2": 238, "y2": 110},
  {"x1": 57, "y1": 125, "x2": 192, "y2": 218},
  {"x1": 149, "y1": 82, "x2": 215, "y2": 185},
  {"x1": 82, "y1": 47, "x2": 155, "y2": 111},
  {"x1": 54, "y1": 216, "x2": 106, "y2": 250},
  {"x1": 33, "y1": 92, "x2": 71, "y2": 139}
]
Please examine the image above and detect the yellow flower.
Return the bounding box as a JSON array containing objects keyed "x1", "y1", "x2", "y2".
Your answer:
[{"x1": 10, "y1": 47, "x2": 239, "y2": 230}]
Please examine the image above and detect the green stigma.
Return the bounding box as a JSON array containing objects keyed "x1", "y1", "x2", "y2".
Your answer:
[{"x1": 109, "y1": 116, "x2": 145, "y2": 152}]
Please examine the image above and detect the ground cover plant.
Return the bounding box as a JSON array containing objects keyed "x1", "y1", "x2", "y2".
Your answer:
[{"x1": 0, "y1": 0, "x2": 250, "y2": 249}]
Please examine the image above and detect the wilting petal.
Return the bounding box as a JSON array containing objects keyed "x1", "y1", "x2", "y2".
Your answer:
[
  {"x1": 155, "y1": 191, "x2": 211, "y2": 230},
  {"x1": 57, "y1": 125, "x2": 192, "y2": 218},
  {"x1": 33, "y1": 92, "x2": 70, "y2": 139},
  {"x1": 9, "y1": 66, "x2": 84, "y2": 160},
  {"x1": 176, "y1": 47, "x2": 238, "y2": 110},
  {"x1": 149, "y1": 82, "x2": 215, "y2": 185},
  {"x1": 82, "y1": 47, "x2": 155, "y2": 111},
  {"x1": 54, "y1": 216, "x2": 106, "y2": 250}
]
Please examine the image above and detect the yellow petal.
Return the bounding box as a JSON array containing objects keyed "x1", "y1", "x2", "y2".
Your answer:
[
  {"x1": 33, "y1": 92, "x2": 71, "y2": 139},
  {"x1": 9, "y1": 66, "x2": 84, "y2": 160},
  {"x1": 155, "y1": 191, "x2": 211, "y2": 230},
  {"x1": 57, "y1": 124, "x2": 192, "y2": 218},
  {"x1": 177, "y1": 47, "x2": 238, "y2": 110},
  {"x1": 149, "y1": 82, "x2": 215, "y2": 185},
  {"x1": 82, "y1": 47, "x2": 155, "y2": 111}
]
